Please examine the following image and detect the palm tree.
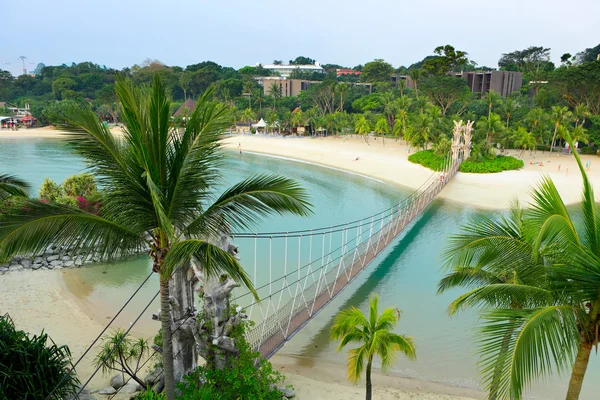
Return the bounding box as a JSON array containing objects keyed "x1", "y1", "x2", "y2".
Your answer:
[
  {"x1": 240, "y1": 108, "x2": 256, "y2": 134},
  {"x1": 476, "y1": 113, "x2": 504, "y2": 148},
  {"x1": 337, "y1": 82, "x2": 349, "y2": 112},
  {"x1": 408, "y1": 69, "x2": 424, "y2": 98},
  {"x1": 549, "y1": 105, "x2": 572, "y2": 154},
  {"x1": 374, "y1": 116, "x2": 389, "y2": 136},
  {"x1": 355, "y1": 115, "x2": 371, "y2": 141},
  {"x1": 409, "y1": 113, "x2": 434, "y2": 150},
  {"x1": 0, "y1": 76, "x2": 312, "y2": 400},
  {"x1": 484, "y1": 90, "x2": 503, "y2": 119},
  {"x1": 573, "y1": 103, "x2": 591, "y2": 128},
  {"x1": 512, "y1": 127, "x2": 537, "y2": 156},
  {"x1": 503, "y1": 97, "x2": 520, "y2": 129},
  {"x1": 440, "y1": 136, "x2": 600, "y2": 400},
  {"x1": 331, "y1": 295, "x2": 416, "y2": 400},
  {"x1": 394, "y1": 97, "x2": 412, "y2": 140},
  {"x1": 0, "y1": 174, "x2": 29, "y2": 202},
  {"x1": 268, "y1": 82, "x2": 282, "y2": 108},
  {"x1": 570, "y1": 125, "x2": 589, "y2": 150},
  {"x1": 380, "y1": 91, "x2": 397, "y2": 131}
]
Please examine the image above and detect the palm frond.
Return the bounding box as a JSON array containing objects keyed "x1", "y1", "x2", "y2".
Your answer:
[
  {"x1": 0, "y1": 200, "x2": 146, "y2": 262},
  {"x1": 162, "y1": 238, "x2": 255, "y2": 298},
  {"x1": 186, "y1": 174, "x2": 312, "y2": 236},
  {"x1": 346, "y1": 345, "x2": 368, "y2": 383},
  {"x1": 0, "y1": 174, "x2": 29, "y2": 201},
  {"x1": 437, "y1": 267, "x2": 503, "y2": 294}
]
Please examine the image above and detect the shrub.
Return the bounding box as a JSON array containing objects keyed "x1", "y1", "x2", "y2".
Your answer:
[
  {"x1": 408, "y1": 150, "x2": 448, "y2": 171},
  {"x1": 580, "y1": 146, "x2": 599, "y2": 155},
  {"x1": 177, "y1": 306, "x2": 288, "y2": 400},
  {"x1": 39, "y1": 177, "x2": 63, "y2": 202},
  {"x1": 0, "y1": 314, "x2": 79, "y2": 399},
  {"x1": 38, "y1": 173, "x2": 102, "y2": 214},
  {"x1": 460, "y1": 155, "x2": 524, "y2": 173}
]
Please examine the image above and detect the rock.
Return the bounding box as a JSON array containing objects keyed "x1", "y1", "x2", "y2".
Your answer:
[
  {"x1": 47, "y1": 255, "x2": 60, "y2": 262},
  {"x1": 0, "y1": 267, "x2": 8, "y2": 274},
  {"x1": 61, "y1": 255, "x2": 72, "y2": 261},
  {"x1": 9, "y1": 265, "x2": 24, "y2": 272},
  {"x1": 110, "y1": 374, "x2": 125, "y2": 390},
  {"x1": 75, "y1": 257, "x2": 84, "y2": 267},
  {"x1": 120, "y1": 381, "x2": 141, "y2": 394},
  {"x1": 50, "y1": 260, "x2": 64, "y2": 268},
  {"x1": 34, "y1": 256, "x2": 45, "y2": 263},
  {"x1": 151, "y1": 378, "x2": 164, "y2": 393},
  {"x1": 42, "y1": 260, "x2": 49, "y2": 267},
  {"x1": 32, "y1": 263, "x2": 43, "y2": 270},
  {"x1": 279, "y1": 386, "x2": 295, "y2": 398},
  {"x1": 144, "y1": 367, "x2": 162, "y2": 385},
  {"x1": 12, "y1": 256, "x2": 23, "y2": 262},
  {"x1": 21, "y1": 259, "x2": 32, "y2": 268},
  {"x1": 98, "y1": 386, "x2": 116, "y2": 395},
  {"x1": 64, "y1": 260, "x2": 75, "y2": 267}
]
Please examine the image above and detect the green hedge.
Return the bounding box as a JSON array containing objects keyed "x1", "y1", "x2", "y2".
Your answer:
[
  {"x1": 460, "y1": 156, "x2": 524, "y2": 173},
  {"x1": 407, "y1": 150, "x2": 448, "y2": 171},
  {"x1": 408, "y1": 150, "x2": 523, "y2": 173}
]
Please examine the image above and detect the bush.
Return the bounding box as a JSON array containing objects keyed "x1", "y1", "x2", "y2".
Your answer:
[
  {"x1": 460, "y1": 155, "x2": 524, "y2": 173},
  {"x1": 38, "y1": 173, "x2": 101, "y2": 214},
  {"x1": 408, "y1": 150, "x2": 448, "y2": 171},
  {"x1": 580, "y1": 146, "x2": 599, "y2": 155},
  {"x1": 0, "y1": 314, "x2": 79, "y2": 399},
  {"x1": 177, "y1": 306, "x2": 288, "y2": 400}
]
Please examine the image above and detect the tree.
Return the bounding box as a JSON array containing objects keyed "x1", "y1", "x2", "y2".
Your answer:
[
  {"x1": 408, "y1": 69, "x2": 424, "y2": 98},
  {"x1": 408, "y1": 113, "x2": 434, "y2": 149},
  {"x1": 0, "y1": 314, "x2": 80, "y2": 399},
  {"x1": 354, "y1": 115, "x2": 371, "y2": 139},
  {"x1": 361, "y1": 59, "x2": 394, "y2": 83},
  {"x1": 0, "y1": 174, "x2": 29, "y2": 202},
  {"x1": 476, "y1": 113, "x2": 504, "y2": 147},
  {"x1": 498, "y1": 46, "x2": 552, "y2": 74},
  {"x1": 420, "y1": 76, "x2": 470, "y2": 115},
  {"x1": 573, "y1": 103, "x2": 591, "y2": 128},
  {"x1": 330, "y1": 295, "x2": 416, "y2": 400},
  {"x1": 268, "y1": 82, "x2": 282, "y2": 108},
  {"x1": 573, "y1": 44, "x2": 600, "y2": 65},
  {"x1": 483, "y1": 90, "x2": 503, "y2": 119},
  {"x1": 94, "y1": 330, "x2": 150, "y2": 389},
  {"x1": 394, "y1": 96, "x2": 412, "y2": 140},
  {"x1": 289, "y1": 56, "x2": 315, "y2": 65},
  {"x1": 440, "y1": 140, "x2": 600, "y2": 400},
  {"x1": 549, "y1": 105, "x2": 572, "y2": 153},
  {"x1": 374, "y1": 116, "x2": 390, "y2": 136},
  {"x1": 0, "y1": 76, "x2": 312, "y2": 400},
  {"x1": 511, "y1": 127, "x2": 537, "y2": 155},
  {"x1": 503, "y1": 97, "x2": 520, "y2": 129},
  {"x1": 561, "y1": 53, "x2": 573, "y2": 67},
  {"x1": 240, "y1": 108, "x2": 256, "y2": 132},
  {"x1": 422, "y1": 45, "x2": 469, "y2": 75}
]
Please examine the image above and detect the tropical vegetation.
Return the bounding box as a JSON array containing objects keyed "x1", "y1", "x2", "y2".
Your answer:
[
  {"x1": 0, "y1": 75, "x2": 311, "y2": 400},
  {"x1": 330, "y1": 294, "x2": 416, "y2": 400},
  {"x1": 439, "y1": 133, "x2": 600, "y2": 399}
]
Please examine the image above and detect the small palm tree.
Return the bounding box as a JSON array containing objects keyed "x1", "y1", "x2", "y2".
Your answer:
[
  {"x1": 549, "y1": 105, "x2": 572, "y2": 154},
  {"x1": 331, "y1": 295, "x2": 416, "y2": 400},
  {"x1": 408, "y1": 69, "x2": 424, "y2": 98},
  {"x1": 355, "y1": 115, "x2": 371, "y2": 141},
  {"x1": 484, "y1": 90, "x2": 503, "y2": 119},
  {"x1": 476, "y1": 113, "x2": 504, "y2": 148},
  {"x1": 503, "y1": 97, "x2": 520, "y2": 129},
  {"x1": 573, "y1": 103, "x2": 591, "y2": 128},
  {"x1": 374, "y1": 116, "x2": 389, "y2": 136},
  {"x1": 0, "y1": 174, "x2": 29, "y2": 202},
  {"x1": 512, "y1": 127, "x2": 537, "y2": 156},
  {"x1": 268, "y1": 82, "x2": 282, "y2": 108},
  {"x1": 240, "y1": 108, "x2": 256, "y2": 133}
]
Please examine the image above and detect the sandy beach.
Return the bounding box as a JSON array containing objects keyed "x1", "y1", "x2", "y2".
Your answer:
[{"x1": 3, "y1": 127, "x2": 587, "y2": 399}]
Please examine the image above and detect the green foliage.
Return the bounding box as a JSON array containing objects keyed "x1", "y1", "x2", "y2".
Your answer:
[
  {"x1": 408, "y1": 150, "x2": 447, "y2": 171},
  {"x1": 38, "y1": 173, "x2": 101, "y2": 213},
  {"x1": 134, "y1": 390, "x2": 166, "y2": 399},
  {"x1": 361, "y1": 59, "x2": 394, "y2": 83},
  {"x1": 433, "y1": 135, "x2": 451, "y2": 155},
  {"x1": 38, "y1": 177, "x2": 63, "y2": 202},
  {"x1": 459, "y1": 156, "x2": 524, "y2": 173},
  {"x1": 178, "y1": 309, "x2": 287, "y2": 400},
  {"x1": 0, "y1": 314, "x2": 79, "y2": 399}
]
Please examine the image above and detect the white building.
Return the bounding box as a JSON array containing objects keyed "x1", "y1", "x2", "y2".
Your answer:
[{"x1": 261, "y1": 62, "x2": 324, "y2": 78}]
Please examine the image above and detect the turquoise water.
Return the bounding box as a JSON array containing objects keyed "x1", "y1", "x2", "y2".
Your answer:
[{"x1": 1, "y1": 137, "x2": 597, "y2": 400}]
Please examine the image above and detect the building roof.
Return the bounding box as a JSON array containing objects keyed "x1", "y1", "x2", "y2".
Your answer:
[
  {"x1": 262, "y1": 63, "x2": 323, "y2": 71},
  {"x1": 173, "y1": 98, "x2": 196, "y2": 117},
  {"x1": 252, "y1": 118, "x2": 267, "y2": 128}
]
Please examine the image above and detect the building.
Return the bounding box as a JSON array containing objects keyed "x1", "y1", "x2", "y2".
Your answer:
[
  {"x1": 0, "y1": 103, "x2": 32, "y2": 116},
  {"x1": 262, "y1": 62, "x2": 324, "y2": 78},
  {"x1": 402, "y1": 70, "x2": 523, "y2": 97},
  {"x1": 173, "y1": 98, "x2": 196, "y2": 118},
  {"x1": 336, "y1": 68, "x2": 362, "y2": 77},
  {"x1": 262, "y1": 78, "x2": 317, "y2": 97}
]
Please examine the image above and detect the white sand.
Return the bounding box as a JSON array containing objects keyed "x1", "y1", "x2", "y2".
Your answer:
[{"x1": 223, "y1": 134, "x2": 600, "y2": 209}]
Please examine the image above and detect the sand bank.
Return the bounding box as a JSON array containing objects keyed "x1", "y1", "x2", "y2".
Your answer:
[{"x1": 223, "y1": 134, "x2": 600, "y2": 209}]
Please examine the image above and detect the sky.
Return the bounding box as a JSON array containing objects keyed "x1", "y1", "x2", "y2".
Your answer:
[{"x1": 2, "y1": 0, "x2": 599, "y2": 76}]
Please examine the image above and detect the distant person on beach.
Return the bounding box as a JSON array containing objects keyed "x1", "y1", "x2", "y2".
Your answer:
[
  {"x1": 238, "y1": 142, "x2": 242, "y2": 154},
  {"x1": 354, "y1": 157, "x2": 360, "y2": 161}
]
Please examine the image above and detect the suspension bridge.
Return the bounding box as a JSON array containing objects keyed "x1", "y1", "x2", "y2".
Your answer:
[{"x1": 59, "y1": 121, "x2": 472, "y2": 398}]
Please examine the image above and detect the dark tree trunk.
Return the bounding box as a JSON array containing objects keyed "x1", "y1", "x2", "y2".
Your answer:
[{"x1": 365, "y1": 356, "x2": 373, "y2": 400}]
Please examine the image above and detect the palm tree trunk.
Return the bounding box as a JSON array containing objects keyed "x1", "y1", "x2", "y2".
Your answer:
[
  {"x1": 565, "y1": 342, "x2": 592, "y2": 400},
  {"x1": 365, "y1": 356, "x2": 373, "y2": 400},
  {"x1": 160, "y1": 277, "x2": 176, "y2": 400},
  {"x1": 415, "y1": 82, "x2": 418, "y2": 99},
  {"x1": 550, "y1": 123, "x2": 558, "y2": 154}
]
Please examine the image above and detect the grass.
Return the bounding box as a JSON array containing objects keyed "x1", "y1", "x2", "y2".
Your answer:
[{"x1": 408, "y1": 150, "x2": 524, "y2": 173}]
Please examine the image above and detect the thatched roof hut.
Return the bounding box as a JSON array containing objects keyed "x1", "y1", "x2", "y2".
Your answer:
[{"x1": 173, "y1": 98, "x2": 196, "y2": 118}]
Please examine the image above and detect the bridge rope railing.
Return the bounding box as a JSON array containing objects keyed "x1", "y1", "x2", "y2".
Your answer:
[{"x1": 237, "y1": 157, "x2": 460, "y2": 358}]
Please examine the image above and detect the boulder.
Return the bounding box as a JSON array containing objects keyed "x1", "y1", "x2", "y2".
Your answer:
[
  {"x1": 47, "y1": 255, "x2": 60, "y2": 262},
  {"x1": 50, "y1": 260, "x2": 64, "y2": 268},
  {"x1": 42, "y1": 260, "x2": 49, "y2": 267},
  {"x1": 9, "y1": 265, "x2": 24, "y2": 272},
  {"x1": 64, "y1": 260, "x2": 75, "y2": 268},
  {"x1": 144, "y1": 367, "x2": 162, "y2": 385},
  {"x1": 75, "y1": 257, "x2": 84, "y2": 267},
  {"x1": 279, "y1": 386, "x2": 296, "y2": 398},
  {"x1": 0, "y1": 267, "x2": 8, "y2": 274},
  {"x1": 61, "y1": 255, "x2": 72, "y2": 261},
  {"x1": 32, "y1": 263, "x2": 43, "y2": 270},
  {"x1": 12, "y1": 256, "x2": 23, "y2": 262},
  {"x1": 98, "y1": 386, "x2": 116, "y2": 395},
  {"x1": 110, "y1": 374, "x2": 125, "y2": 390},
  {"x1": 34, "y1": 256, "x2": 45, "y2": 263},
  {"x1": 21, "y1": 259, "x2": 32, "y2": 268},
  {"x1": 120, "y1": 381, "x2": 141, "y2": 394}
]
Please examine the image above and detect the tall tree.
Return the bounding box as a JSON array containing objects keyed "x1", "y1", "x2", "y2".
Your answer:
[
  {"x1": 361, "y1": 59, "x2": 394, "y2": 83},
  {"x1": 331, "y1": 295, "x2": 416, "y2": 400},
  {"x1": 0, "y1": 76, "x2": 312, "y2": 399},
  {"x1": 408, "y1": 69, "x2": 424, "y2": 99},
  {"x1": 549, "y1": 105, "x2": 572, "y2": 153},
  {"x1": 476, "y1": 112, "x2": 504, "y2": 147}
]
